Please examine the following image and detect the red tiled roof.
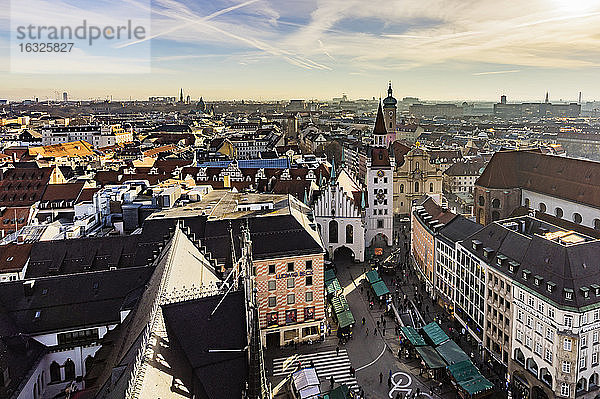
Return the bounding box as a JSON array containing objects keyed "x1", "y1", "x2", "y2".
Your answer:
[
  {"x1": 77, "y1": 187, "x2": 100, "y2": 203},
  {"x1": 0, "y1": 207, "x2": 31, "y2": 236},
  {"x1": 0, "y1": 166, "x2": 53, "y2": 206},
  {"x1": 0, "y1": 243, "x2": 33, "y2": 272},
  {"x1": 477, "y1": 150, "x2": 600, "y2": 209},
  {"x1": 41, "y1": 182, "x2": 85, "y2": 202}
]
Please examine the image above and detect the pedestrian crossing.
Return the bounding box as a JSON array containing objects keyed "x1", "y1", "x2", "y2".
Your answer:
[{"x1": 272, "y1": 349, "x2": 359, "y2": 392}]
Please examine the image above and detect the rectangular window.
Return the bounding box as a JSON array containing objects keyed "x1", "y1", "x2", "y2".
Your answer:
[
  {"x1": 266, "y1": 312, "x2": 278, "y2": 326},
  {"x1": 562, "y1": 361, "x2": 571, "y2": 374},
  {"x1": 564, "y1": 315, "x2": 573, "y2": 328},
  {"x1": 582, "y1": 334, "x2": 587, "y2": 347},
  {"x1": 548, "y1": 308, "x2": 554, "y2": 319},
  {"x1": 580, "y1": 354, "x2": 587, "y2": 370},
  {"x1": 536, "y1": 321, "x2": 544, "y2": 334},
  {"x1": 287, "y1": 294, "x2": 295, "y2": 304},
  {"x1": 545, "y1": 348, "x2": 553, "y2": 363},
  {"x1": 287, "y1": 278, "x2": 295, "y2": 288},
  {"x1": 287, "y1": 262, "x2": 294, "y2": 272},
  {"x1": 377, "y1": 219, "x2": 384, "y2": 228},
  {"x1": 305, "y1": 291, "x2": 313, "y2": 302},
  {"x1": 268, "y1": 297, "x2": 276, "y2": 307},
  {"x1": 525, "y1": 335, "x2": 532, "y2": 348},
  {"x1": 546, "y1": 328, "x2": 554, "y2": 342},
  {"x1": 592, "y1": 351, "x2": 598, "y2": 365},
  {"x1": 564, "y1": 338, "x2": 572, "y2": 351},
  {"x1": 594, "y1": 331, "x2": 599, "y2": 343},
  {"x1": 268, "y1": 264, "x2": 275, "y2": 274},
  {"x1": 561, "y1": 383, "x2": 570, "y2": 397},
  {"x1": 268, "y1": 280, "x2": 276, "y2": 291},
  {"x1": 306, "y1": 276, "x2": 312, "y2": 286},
  {"x1": 306, "y1": 260, "x2": 313, "y2": 270}
]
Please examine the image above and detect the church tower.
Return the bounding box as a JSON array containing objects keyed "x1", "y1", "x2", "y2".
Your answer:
[
  {"x1": 382, "y1": 81, "x2": 397, "y2": 134},
  {"x1": 365, "y1": 100, "x2": 394, "y2": 247}
]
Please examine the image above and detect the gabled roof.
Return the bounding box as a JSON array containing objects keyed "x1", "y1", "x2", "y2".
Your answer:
[
  {"x1": 0, "y1": 266, "x2": 154, "y2": 334},
  {"x1": 40, "y1": 182, "x2": 85, "y2": 202},
  {"x1": 162, "y1": 291, "x2": 247, "y2": 398},
  {"x1": 477, "y1": 150, "x2": 600, "y2": 209}
]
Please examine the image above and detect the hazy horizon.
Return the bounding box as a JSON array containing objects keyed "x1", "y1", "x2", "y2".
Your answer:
[{"x1": 2, "y1": 0, "x2": 600, "y2": 102}]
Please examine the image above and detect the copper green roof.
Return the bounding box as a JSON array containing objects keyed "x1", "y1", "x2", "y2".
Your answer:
[
  {"x1": 400, "y1": 326, "x2": 426, "y2": 346},
  {"x1": 448, "y1": 360, "x2": 493, "y2": 395},
  {"x1": 324, "y1": 269, "x2": 336, "y2": 283},
  {"x1": 370, "y1": 280, "x2": 389, "y2": 297},
  {"x1": 331, "y1": 295, "x2": 350, "y2": 315},
  {"x1": 421, "y1": 322, "x2": 450, "y2": 346},
  {"x1": 415, "y1": 346, "x2": 447, "y2": 369},
  {"x1": 365, "y1": 269, "x2": 381, "y2": 284},
  {"x1": 435, "y1": 340, "x2": 471, "y2": 365},
  {"x1": 337, "y1": 310, "x2": 355, "y2": 329},
  {"x1": 325, "y1": 278, "x2": 342, "y2": 295}
]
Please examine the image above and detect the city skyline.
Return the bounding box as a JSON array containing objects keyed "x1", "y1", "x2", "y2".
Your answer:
[{"x1": 2, "y1": 0, "x2": 600, "y2": 101}]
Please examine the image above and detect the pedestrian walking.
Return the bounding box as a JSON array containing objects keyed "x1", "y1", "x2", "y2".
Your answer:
[
  {"x1": 336, "y1": 346, "x2": 340, "y2": 356},
  {"x1": 362, "y1": 317, "x2": 365, "y2": 325},
  {"x1": 376, "y1": 320, "x2": 380, "y2": 328},
  {"x1": 383, "y1": 327, "x2": 386, "y2": 336},
  {"x1": 383, "y1": 319, "x2": 387, "y2": 328},
  {"x1": 388, "y1": 375, "x2": 392, "y2": 389},
  {"x1": 330, "y1": 376, "x2": 334, "y2": 389},
  {"x1": 374, "y1": 328, "x2": 377, "y2": 336},
  {"x1": 389, "y1": 369, "x2": 392, "y2": 378},
  {"x1": 380, "y1": 314, "x2": 384, "y2": 323},
  {"x1": 379, "y1": 372, "x2": 383, "y2": 384},
  {"x1": 366, "y1": 328, "x2": 369, "y2": 336}
]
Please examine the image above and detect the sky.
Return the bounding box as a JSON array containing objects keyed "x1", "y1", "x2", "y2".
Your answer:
[{"x1": 1, "y1": 0, "x2": 600, "y2": 102}]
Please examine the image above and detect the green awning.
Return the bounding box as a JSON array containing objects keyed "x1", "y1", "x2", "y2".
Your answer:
[
  {"x1": 415, "y1": 346, "x2": 447, "y2": 369},
  {"x1": 337, "y1": 310, "x2": 355, "y2": 329},
  {"x1": 324, "y1": 269, "x2": 336, "y2": 283},
  {"x1": 323, "y1": 384, "x2": 351, "y2": 399},
  {"x1": 331, "y1": 296, "x2": 350, "y2": 315},
  {"x1": 325, "y1": 278, "x2": 342, "y2": 295},
  {"x1": 458, "y1": 375, "x2": 494, "y2": 395},
  {"x1": 436, "y1": 340, "x2": 471, "y2": 365},
  {"x1": 400, "y1": 326, "x2": 427, "y2": 346},
  {"x1": 365, "y1": 269, "x2": 381, "y2": 284},
  {"x1": 370, "y1": 280, "x2": 389, "y2": 297},
  {"x1": 421, "y1": 322, "x2": 450, "y2": 346},
  {"x1": 447, "y1": 360, "x2": 480, "y2": 382}
]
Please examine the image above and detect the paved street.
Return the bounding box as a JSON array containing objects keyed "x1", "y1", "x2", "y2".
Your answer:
[{"x1": 265, "y1": 226, "x2": 503, "y2": 398}]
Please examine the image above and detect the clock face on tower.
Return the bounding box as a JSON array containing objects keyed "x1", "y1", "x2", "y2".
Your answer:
[
  {"x1": 377, "y1": 170, "x2": 384, "y2": 178},
  {"x1": 388, "y1": 111, "x2": 393, "y2": 116}
]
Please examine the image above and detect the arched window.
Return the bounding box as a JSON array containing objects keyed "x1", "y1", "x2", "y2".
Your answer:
[
  {"x1": 514, "y1": 348, "x2": 525, "y2": 365},
  {"x1": 492, "y1": 211, "x2": 500, "y2": 221},
  {"x1": 526, "y1": 358, "x2": 538, "y2": 376},
  {"x1": 594, "y1": 219, "x2": 600, "y2": 231},
  {"x1": 539, "y1": 202, "x2": 546, "y2": 213},
  {"x1": 64, "y1": 359, "x2": 75, "y2": 381},
  {"x1": 329, "y1": 220, "x2": 338, "y2": 244},
  {"x1": 429, "y1": 183, "x2": 434, "y2": 192},
  {"x1": 555, "y1": 207, "x2": 563, "y2": 218},
  {"x1": 478, "y1": 196, "x2": 485, "y2": 206},
  {"x1": 491, "y1": 198, "x2": 500, "y2": 208},
  {"x1": 50, "y1": 361, "x2": 61, "y2": 382},
  {"x1": 573, "y1": 213, "x2": 582, "y2": 224},
  {"x1": 346, "y1": 224, "x2": 354, "y2": 244},
  {"x1": 414, "y1": 182, "x2": 419, "y2": 193},
  {"x1": 400, "y1": 184, "x2": 404, "y2": 193}
]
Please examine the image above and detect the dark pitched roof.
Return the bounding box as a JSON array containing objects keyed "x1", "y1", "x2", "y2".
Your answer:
[
  {"x1": 438, "y1": 215, "x2": 483, "y2": 245},
  {"x1": 77, "y1": 187, "x2": 100, "y2": 203},
  {"x1": 141, "y1": 213, "x2": 322, "y2": 268},
  {"x1": 0, "y1": 335, "x2": 46, "y2": 399},
  {"x1": 373, "y1": 101, "x2": 386, "y2": 136},
  {"x1": 464, "y1": 216, "x2": 600, "y2": 308},
  {"x1": 477, "y1": 150, "x2": 600, "y2": 209},
  {"x1": 391, "y1": 142, "x2": 411, "y2": 166},
  {"x1": 162, "y1": 291, "x2": 248, "y2": 399},
  {"x1": 0, "y1": 266, "x2": 153, "y2": 334},
  {"x1": 25, "y1": 235, "x2": 153, "y2": 278}
]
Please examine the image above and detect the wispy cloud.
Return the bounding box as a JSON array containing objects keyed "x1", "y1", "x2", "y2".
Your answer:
[{"x1": 473, "y1": 69, "x2": 521, "y2": 76}]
